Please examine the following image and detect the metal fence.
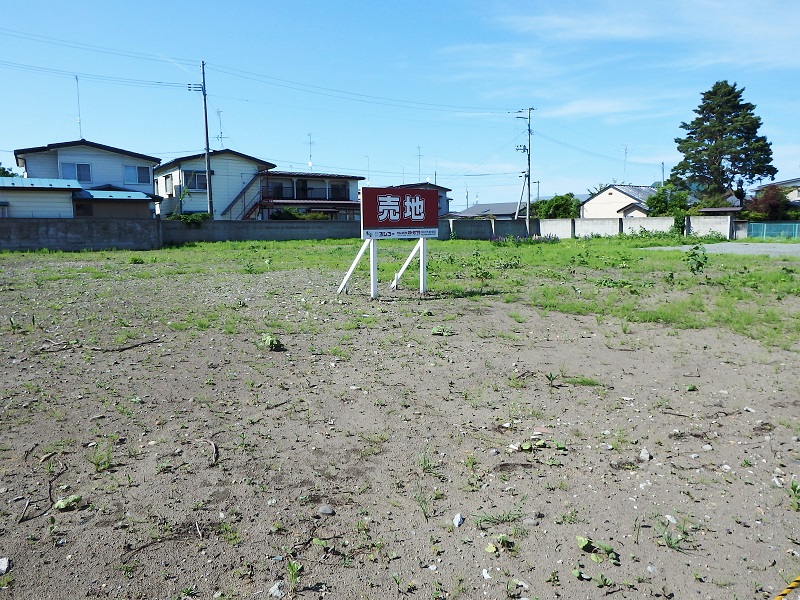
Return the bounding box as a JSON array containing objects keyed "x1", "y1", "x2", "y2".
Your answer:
[{"x1": 748, "y1": 222, "x2": 800, "y2": 239}]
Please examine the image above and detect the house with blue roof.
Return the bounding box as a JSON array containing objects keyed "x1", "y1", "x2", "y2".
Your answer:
[{"x1": 3, "y1": 139, "x2": 162, "y2": 218}]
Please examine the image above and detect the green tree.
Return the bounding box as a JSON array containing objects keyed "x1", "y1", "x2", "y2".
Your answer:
[
  {"x1": 671, "y1": 81, "x2": 776, "y2": 201},
  {"x1": 0, "y1": 163, "x2": 17, "y2": 177},
  {"x1": 532, "y1": 193, "x2": 580, "y2": 219},
  {"x1": 645, "y1": 184, "x2": 689, "y2": 216},
  {"x1": 741, "y1": 185, "x2": 789, "y2": 221}
]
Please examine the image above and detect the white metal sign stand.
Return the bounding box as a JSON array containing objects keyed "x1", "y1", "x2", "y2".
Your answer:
[
  {"x1": 390, "y1": 237, "x2": 427, "y2": 293},
  {"x1": 338, "y1": 237, "x2": 427, "y2": 299}
]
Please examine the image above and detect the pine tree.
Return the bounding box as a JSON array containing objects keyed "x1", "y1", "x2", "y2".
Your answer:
[{"x1": 671, "y1": 81, "x2": 776, "y2": 200}]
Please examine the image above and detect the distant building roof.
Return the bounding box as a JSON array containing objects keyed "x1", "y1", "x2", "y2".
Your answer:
[
  {"x1": 0, "y1": 177, "x2": 81, "y2": 190},
  {"x1": 156, "y1": 149, "x2": 276, "y2": 173},
  {"x1": 754, "y1": 177, "x2": 800, "y2": 191},
  {"x1": 14, "y1": 139, "x2": 160, "y2": 167},
  {"x1": 617, "y1": 202, "x2": 650, "y2": 214},
  {"x1": 263, "y1": 170, "x2": 364, "y2": 180},
  {"x1": 583, "y1": 185, "x2": 657, "y2": 212},
  {"x1": 456, "y1": 202, "x2": 526, "y2": 218},
  {"x1": 73, "y1": 189, "x2": 155, "y2": 202},
  {"x1": 697, "y1": 206, "x2": 743, "y2": 214},
  {"x1": 388, "y1": 182, "x2": 452, "y2": 192}
]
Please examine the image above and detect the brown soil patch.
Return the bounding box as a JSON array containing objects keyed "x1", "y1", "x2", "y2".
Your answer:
[{"x1": 1, "y1": 264, "x2": 799, "y2": 599}]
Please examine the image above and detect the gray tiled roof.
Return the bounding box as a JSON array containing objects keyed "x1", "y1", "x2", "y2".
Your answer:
[
  {"x1": 456, "y1": 202, "x2": 526, "y2": 217},
  {"x1": 607, "y1": 185, "x2": 657, "y2": 203}
]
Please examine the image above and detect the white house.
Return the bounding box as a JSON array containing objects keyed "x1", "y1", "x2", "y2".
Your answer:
[
  {"x1": 581, "y1": 185, "x2": 656, "y2": 219},
  {"x1": 387, "y1": 182, "x2": 452, "y2": 217},
  {"x1": 14, "y1": 139, "x2": 160, "y2": 196},
  {"x1": 154, "y1": 149, "x2": 276, "y2": 219},
  {"x1": 753, "y1": 177, "x2": 800, "y2": 202}
]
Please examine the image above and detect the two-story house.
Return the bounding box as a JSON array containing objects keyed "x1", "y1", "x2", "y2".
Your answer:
[
  {"x1": 386, "y1": 182, "x2": 452, "y2": 217},
  {"x1": 240, "y1": 170, "x2": 365, "y2": 221},
  {"x1": 154, "y1": 149, "x2": 276, "y2": 219},
  {"x1": 8, "y1": 139, "x2": 161, "y2": 218}
]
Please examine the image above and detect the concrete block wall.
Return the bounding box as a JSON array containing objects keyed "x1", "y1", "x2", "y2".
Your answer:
[
  {"x1": 161, "y1": 220, "x2": 360, "y2": 245},
  {"x1": 0, "y1": 215, "x2": 742, "y2": 252},
  {"x1": 686, "y1": 215, "x2": 732, "y2": 239},
  {"x1": 448, "y1": 219, "x2": 494, "y2": 240},
  {"x1": 539, "y1": 218, "x2": 574, "y2": 239},
  {"x1": 575, "y1": 218, "x2": 621, "y2": 237},
  {"x1": 492, "y1": 220, "x2": 529, "y2": 239},
  {"x1": 0, "y1": 218, "x2": 161, "y2": 251},
  {"x1": 622, "y1": 217, "x2": 674, "y2": 234}
]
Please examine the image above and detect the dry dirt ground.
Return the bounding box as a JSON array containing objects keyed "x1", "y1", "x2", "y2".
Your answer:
[{"x1": 1, "y1": 259, "x2": 799, "y2": 600}]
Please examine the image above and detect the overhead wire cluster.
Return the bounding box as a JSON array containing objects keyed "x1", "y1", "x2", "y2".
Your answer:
[{"x1": 0, "y1": 26, "x2": 663, "y2": 192}]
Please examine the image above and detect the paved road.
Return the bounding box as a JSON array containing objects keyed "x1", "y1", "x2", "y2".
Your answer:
[{"x1": 646, "y1": 242, "x2": 800, "y2": 258}]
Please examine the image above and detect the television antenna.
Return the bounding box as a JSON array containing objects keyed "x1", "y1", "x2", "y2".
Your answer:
[{"x1": 215, "y1": 110, "x2": 228, "y2": 149}]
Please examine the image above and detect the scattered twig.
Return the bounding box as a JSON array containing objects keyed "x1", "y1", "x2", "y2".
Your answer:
[
  {"x1": 195, "y1": 438, "x2": 219, "y2": 466},
  {"x1": 17, "y1": 499, "x2": 30, "y2": 523},
  {"x1": 661, "y1": 410, "x2": 693, "y2": 418},
  {"x1": 267, "y1": 398, "x2": 294, "y2": 410},
  {"x1": 31, "y1": 337, "x2": 162, "y2": 355},
  {"x1": 90, "y1": 338, "x2": 161, "y2": 353},
  {"x1": 195, "y1": 521, "x2": 203, "y2": 539},
  {"x1": 23, "y1": 443, "x2": 38, "y2": 460}
]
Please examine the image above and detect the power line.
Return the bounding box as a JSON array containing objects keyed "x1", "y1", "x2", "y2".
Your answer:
[
  {"x1": 0, "y1": 60, "x2": 187, "y2": 88},
  {"x1": 0, "y1": 27, "x2": 197, "y2": 66},
  {"x1": 206, "y1": 64, "x2": 511, "y2": 114}
]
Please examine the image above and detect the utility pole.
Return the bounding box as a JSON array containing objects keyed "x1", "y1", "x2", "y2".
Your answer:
[
  {"x1": 201, "y1": 61, "x2": 213, "y2": 217},
  {"x1": 417, "y1": 145, "x2": 423, "y2": 181},
  {"x1": 516, "y1": 107, "x2": 533, "y2": 234}
]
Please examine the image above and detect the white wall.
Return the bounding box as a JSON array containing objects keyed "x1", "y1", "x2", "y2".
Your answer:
[
  {"x1": 582, "y1": 188, "x2": 647, "y2": 218},
  {"x1": 22, "y1": 147, "x2": 156, "y2": 194},
  {"x1": 21, "y1": 153, "x2": 59, "y2": 178},
  {"x1": 1, "y1": 190, "x2": 74, "y2": 218},
  {"x1": 156, "y1": 155, "x2": 261, "y2": 218}
]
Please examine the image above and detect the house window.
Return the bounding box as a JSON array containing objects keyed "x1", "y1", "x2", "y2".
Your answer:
[
  {"x1": 124, "y1": 165, "x2": 151, "y2": 184},
  {"x1": 164, "y1": 174, "x2": 173, "y2": 197},
  {"x1": 74, "y1": 202, "x2": 93, "y2": 217},
  {"x1": 0, "y1": 202, "x2": 8, "y2": 218},
  {"x1": 330, "y1": 183, "x2": 348, "y2": 200},
  {"x1": 62, "y1": 162, "x2": 92, "y2": 183},
  {"x1": 183, "y1": 171, "x2": 207, "y2": 191}
]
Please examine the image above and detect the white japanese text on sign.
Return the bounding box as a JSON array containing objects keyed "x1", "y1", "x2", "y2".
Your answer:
[{"x1": 377, "y1": 194, "x2": 426, "y2": 222}]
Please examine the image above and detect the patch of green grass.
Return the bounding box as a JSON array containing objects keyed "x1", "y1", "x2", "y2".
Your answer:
[
  {"x1": 562, "y1": 375, "x2": 603, "y2": 386},
  {"x1": 474, "y1": 508, "x2": 524, "y2": 529},
  {"x1": 218, "y1": 522, "x2": 241, "y2": 545}
]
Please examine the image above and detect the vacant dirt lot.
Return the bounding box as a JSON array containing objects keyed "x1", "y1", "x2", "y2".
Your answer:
[{"x1": 1, "y1": 257, "x2": 799, "y2": 599}]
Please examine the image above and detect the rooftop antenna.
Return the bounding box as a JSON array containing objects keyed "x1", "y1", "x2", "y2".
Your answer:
[
  {"x1": 75, "y1": 76, "x2": 83, "y2": 138},
  {"x1": 215, "y1": 110, "x2": 228, "y2": 149},
  {"x1": 623, "y1": 144, "x2": 628, "y2": 183},
  {"x1": 307, "y1": 133, "x2": 313, "y2": 170}
]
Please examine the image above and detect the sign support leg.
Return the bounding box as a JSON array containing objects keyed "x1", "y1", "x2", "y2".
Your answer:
[
  {"x1": 337, "y1": 238, "x2": 371, "y2": 295},
  {"x1": 391, "y1": 237, "x2": 425, "y2": 291},
  {"x1": 369, "y1": 238, "x2": 378, "y2": 299},
  {"x1": 419, "y1": 237, "x2": 427, "y2": 294}
]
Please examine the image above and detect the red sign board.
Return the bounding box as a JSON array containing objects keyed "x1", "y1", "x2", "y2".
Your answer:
[{"x1": 361, "y1": 187, "x2": 439, "y2": 239}]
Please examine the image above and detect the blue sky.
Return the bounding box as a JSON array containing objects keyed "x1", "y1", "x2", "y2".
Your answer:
[{"x1": 1, "y1": 0, "x2": 798, "y2": 210}]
